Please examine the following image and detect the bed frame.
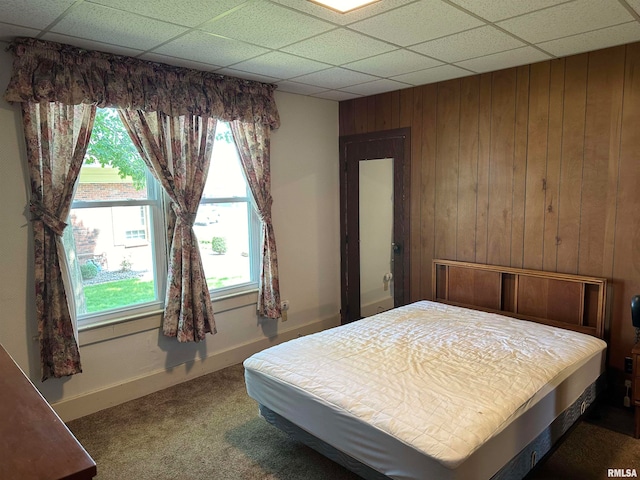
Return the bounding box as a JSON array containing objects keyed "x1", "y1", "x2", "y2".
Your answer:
[{"x1": 258, "y1": 261, "x2": 609, "y2": 480}]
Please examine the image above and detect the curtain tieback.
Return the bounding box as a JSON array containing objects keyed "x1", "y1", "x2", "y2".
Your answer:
[
  {"x1": 172, "y1": 204, "x2": 197, "y2": 227},
  {"x1": 29, "y1": 200, "x2": 67, "y2": 236},
  {"x1": 259, "y1": 196, "x2": 273, "y2": 224}
]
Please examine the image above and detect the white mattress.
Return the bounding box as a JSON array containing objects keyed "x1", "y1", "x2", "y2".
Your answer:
[{"x1": 244, "y1": 301, "x2": 607, "y2": 480}]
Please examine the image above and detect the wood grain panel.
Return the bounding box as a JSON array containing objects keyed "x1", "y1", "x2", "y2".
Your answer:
[
  {"x1": 475, "y1": 73, "x2": 492, "y2": 265},
  {"x1": 391, "y1": 90, "x2": 400, "y2": 129},
  {"x1": 518, "y1": 276, "x2": 583, "y2": 324},
  {"x1": 523, "y1": 61, "x2": 550, "y2": 270},
  {"x1": 434, "y1": 80, "x2": 460, "y2": 261},
  {"x1": 511, "y1": 65, "x2": 529, "y2": 268},
  {"x1": 487, "y1": 69, "x2": 516, "y2": 267},
  {"x1": 448, "y1": 266, "x2": 501, "y2": 310},
  {"x1": 457, "y1": 76, "x2": 480, "y2": 262},
  {"x1": 398, "y1": 88, "x2": 418, "y2": 299},
  {"x1": 410, "y1": 86, "x2": 424, "y2": 301},
  {"x1": 400, "y1": 89, "x2": 415, "y2": 298},
  {"x1": 367, "y1": 96, "x2": 376, "y2": 132},
  {"x1": 399, "y1": 88, "x2": 413, "y2": 128},
  {"x1": 556, "y1": 53, "x2": 588, "y2": 274},
  {"x1": 611, "y1": 42, "x2": 640, "y2": 370},
  {"x1": 502, "y1": 273, "x2": 517, "y2": 311},
  {"x1": 579, "y1": 46, "x2": 625, "y2": 277},
  {"x1": 420, "y1": 84, "x2": 437, "y2": 300},
  {"x1": 353, "y1": 97, "x2": 369, "y2": 134},
  {"x1": 600, "y1": 48, "x2": 625, "y2": 282},
  {"x1": 339, "y1": 100, "x2": 356, "y2": 136},
  {"x1": 543, "y1": 59, "x2": 565, "y2": 272},
  {"x1": 376, "y1": 92, "x2": 392, "y2": 131}
]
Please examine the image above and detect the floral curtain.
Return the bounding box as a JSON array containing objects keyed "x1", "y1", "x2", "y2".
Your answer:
[
  {"x1": 4, "y1": 37, "x2": 281, "y2": 374},
  {"x1": 4, "y1": 38, "x2": 280, "y2": 129},
  {"x1": 118, "y1": 109, "x2": 218, "y2": 342},
  {"x1": 230, "y1": 120, "x2": 281, "y2": 319},
  {"x1": 22, "y1": 101, "x2": 96, "y2": 380}
]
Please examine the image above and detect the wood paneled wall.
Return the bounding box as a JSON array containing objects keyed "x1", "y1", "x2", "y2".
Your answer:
[{"x1": 339, "y1": 43, "x2": 640, "y2": 372}]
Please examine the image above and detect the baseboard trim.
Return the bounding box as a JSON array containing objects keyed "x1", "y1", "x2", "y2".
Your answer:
[{"x1": 54, "y1": 315, "x2": 339, "y2": 422}]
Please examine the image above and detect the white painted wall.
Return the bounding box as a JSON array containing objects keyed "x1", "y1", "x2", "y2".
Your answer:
[{"x1": 0, "y1": 42, "x2": 341, "y2": 419}]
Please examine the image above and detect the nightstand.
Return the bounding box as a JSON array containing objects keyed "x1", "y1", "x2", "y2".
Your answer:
[{"x1": 633, "y1": 343, "x2": 640, "y2": 438}]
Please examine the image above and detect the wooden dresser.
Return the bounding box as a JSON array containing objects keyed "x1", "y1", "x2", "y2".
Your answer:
[
  {"x1": 633, "y1": 343, "x2": 640, "y2": 439},
  {"x1": 0, "y1": 344, "x2": 96, "y2": 479}
]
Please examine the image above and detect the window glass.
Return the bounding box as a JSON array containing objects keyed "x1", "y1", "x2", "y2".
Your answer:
[
  {"x1": 197, "y1": 122, "x2": 259, "y2": 293},
  {"x1": 64, "y1": 108, "x2": 162, "y2": 320},
  {"x1": 70, "y1": 206, "x2": 157, "y2": 314},
  {"x1": 194, "y1": 202, "x2": 250, "y2": 289},
  {"x1": 202, "y1": 123, "x2": 247, "y2": 199}
]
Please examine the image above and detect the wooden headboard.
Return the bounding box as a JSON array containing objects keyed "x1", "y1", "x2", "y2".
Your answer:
[{"x1": 432, "y1": 260, "x2": 607, "y2": 339}]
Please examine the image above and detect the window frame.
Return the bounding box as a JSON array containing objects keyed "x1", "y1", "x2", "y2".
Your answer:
[
  {"x1": 71, "y1": 168, "x2": 168, "y2": 329},
  {"x1": 69, "y1": 113, "x2": 261, "y2": 329}
]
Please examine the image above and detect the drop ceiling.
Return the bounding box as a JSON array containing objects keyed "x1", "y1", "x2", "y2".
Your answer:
[{"x1": 1, "y1": 0, "x2": 640, "y2": 101}]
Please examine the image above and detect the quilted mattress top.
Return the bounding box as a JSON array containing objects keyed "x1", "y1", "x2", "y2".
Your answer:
[{"x1": 243, "y1": 301, "x2": 606, "y2": 468}]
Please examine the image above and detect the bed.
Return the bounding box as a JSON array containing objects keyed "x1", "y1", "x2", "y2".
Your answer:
[{"x1": 243, "y1": 261, "x2": 608, "y2": 480}]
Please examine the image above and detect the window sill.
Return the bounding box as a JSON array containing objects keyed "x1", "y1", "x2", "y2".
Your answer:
[{"x1": 78, "y1": 289, "x2": 258, "y2": 346}]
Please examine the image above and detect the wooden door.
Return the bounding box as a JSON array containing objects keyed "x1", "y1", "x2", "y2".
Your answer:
[{"x1": 340, "y1": 128, "x2": 411, "y2": 324}]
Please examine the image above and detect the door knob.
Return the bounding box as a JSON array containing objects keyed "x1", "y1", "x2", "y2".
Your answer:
[{"x1": 392, "y1": 243, "x2": 401, "y2": 253}]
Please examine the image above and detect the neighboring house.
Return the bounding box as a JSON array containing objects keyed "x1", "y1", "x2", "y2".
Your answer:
[{"x1": 71, "y1": 164, "x2": 153, "y2": 275}]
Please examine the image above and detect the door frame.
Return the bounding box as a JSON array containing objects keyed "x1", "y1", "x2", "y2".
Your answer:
[{"x1": 339, "y1": 128, "x2": 411, "y2": 324}]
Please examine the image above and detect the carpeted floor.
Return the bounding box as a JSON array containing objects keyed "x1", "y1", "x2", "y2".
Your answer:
[{"x1": 67, "y1": 364, "x2": 640, "y2": 480}]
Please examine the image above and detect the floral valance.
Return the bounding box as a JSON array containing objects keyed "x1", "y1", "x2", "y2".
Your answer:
[{"x1": 3, "y1": 37, "x2": 280, "y2": 129}]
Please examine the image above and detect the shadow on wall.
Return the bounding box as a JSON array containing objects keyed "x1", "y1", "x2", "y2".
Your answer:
[{"x1": 159, "y1": 328, "x2": 208, "y2": 374}]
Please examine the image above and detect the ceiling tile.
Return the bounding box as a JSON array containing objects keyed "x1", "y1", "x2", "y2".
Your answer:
[
  {"x1": 231, "y1": 51, "x2": 331, "y2": 79},
  {"x1": 281, "y1": 28, "x2": 396, "y2": 65},
  {"x1": 312, "y1": 90, "x2": 361, "y2": 101},
  {"x1": 138, "y1": 52, "x2": 221, "y2": 71},
  {"x1": 343, "y1": 49, "x2": 442, "y2": 76},
  {"x1": 391, "y1": 64, "x2": 472, "y2": 85},
  {"x1": 271, "y1": 0, "x2": 417, "y2": 26},
  {"x1": 86, "y1": 0, "x2": 246, "y2": 27},
  {"x1": 349, "y1": 0, "x2": 483, "y2": 47},
  {"x1": 153, "y1": 31, "x2": 269, "y2": 66},
  {"x1": 275, "y1": 81, "x2": 328, "y2": 96},
  {"x1": 292, "y1": 67, "x2": 378, "y2": 89},
  {"x1": 455, "y1": 46, "x2": 550, "y2": 73},
  {"x1": 0, "y1": 22, "x2": 40, "y2": 42},
  {"x1": 341, "y1": 78, "x2": 411, "y2": 95},
  {"x1": 536, "y1": 22, "x2": 640, "y2": 57},
  {"x1": 497, "y1": 0, "x2": 634, "y2": 44},
  {"x1": 627, "y1": 0, "x2": 640, "y2": 15},
  {"x1": 200, "y1": 2, "x2": 334, "y2": 49},
  {"x1": 410, "y1": 25, "x2": 525, "y2": 63},
  {"x1": 5, "y1": 0, "x2": 640, "y2": 99},
  {"x1": 0, "y1": 0, "x2": 75, "y2": 29},
  {"x1": 448, "y1": 0, "x2": 567, "y2": 22},
  {"x1": 41, "y1": 33, "x2": 145, "y2": 57},
  {"x1": 50, "y1": 3, "x2": 188, "y2": 51}
]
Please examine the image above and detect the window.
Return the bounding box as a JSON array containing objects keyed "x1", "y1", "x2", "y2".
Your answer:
[
  {"x1": 195, "y1": 121, "x2": 260, "y2": 294},
  {"x1": 125, "y1": 229, "x2": 146, "y2": 240},
  {"x1": 63, "y1": 109, "x2": 260, "y2": 327}
]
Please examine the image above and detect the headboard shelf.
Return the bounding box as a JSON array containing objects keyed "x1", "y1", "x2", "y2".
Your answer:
[{"x1": 432, "y1": 259, "x2": 607, "y2": 338}]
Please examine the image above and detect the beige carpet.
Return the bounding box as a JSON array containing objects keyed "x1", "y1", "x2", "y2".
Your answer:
[{"x1": 67, "y1": 364, "x2": 640, "y2": 480}]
